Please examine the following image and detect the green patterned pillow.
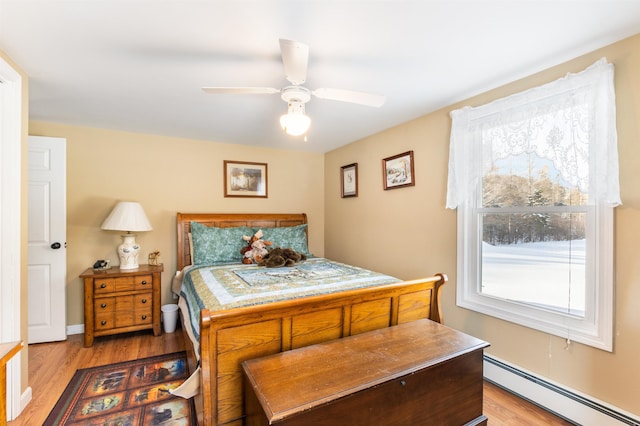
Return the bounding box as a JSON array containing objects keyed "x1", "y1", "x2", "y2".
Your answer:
[
  {"x1": 190, "y1": 222, "x2": 251, "y2": 265},
  {"x1": 261, "y1": 224, "x2": 311, "y2": 256}
]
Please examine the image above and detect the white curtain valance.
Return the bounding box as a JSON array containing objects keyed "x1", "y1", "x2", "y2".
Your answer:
[{"x1": 446, "y1": 58, "x2": 620, "y2": 209}]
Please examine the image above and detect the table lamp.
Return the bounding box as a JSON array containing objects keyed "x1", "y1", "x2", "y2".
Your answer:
[{"x1": 101, "y1": 201, "x2": 152, "y2": 270}]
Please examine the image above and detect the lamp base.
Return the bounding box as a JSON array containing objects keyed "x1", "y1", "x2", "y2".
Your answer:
[{"x1": 117, "y1": 234, "x2": 140, "y2": 270}]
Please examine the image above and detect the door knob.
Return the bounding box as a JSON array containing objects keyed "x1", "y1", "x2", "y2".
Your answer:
[{"x1": 50, "y1": 242, "x2": 62, "y2": 249}]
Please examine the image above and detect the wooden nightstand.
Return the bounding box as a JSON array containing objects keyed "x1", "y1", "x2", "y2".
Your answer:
[{"x1": 80, "y1": 264, "x2": 163, "y2": 347}]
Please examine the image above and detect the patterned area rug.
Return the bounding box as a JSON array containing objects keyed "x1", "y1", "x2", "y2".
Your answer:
[{"x1": 44, "y1": 351, "x2": 195, "y2": 425}]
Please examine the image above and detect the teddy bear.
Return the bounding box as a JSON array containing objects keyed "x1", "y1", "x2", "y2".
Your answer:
[
  {"x1": 240, "y1": 229, "x2": 272, "y2": 264},
  {"x1": 257, "y1": 247, "x2": 307, "y2": 268}
]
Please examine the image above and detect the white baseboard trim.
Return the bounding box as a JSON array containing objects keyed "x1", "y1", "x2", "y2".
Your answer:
[
  {"x1": 484, "y1": 355, "x2": 640, "y2": 426},
  {"x1": 66, "y1": 323, "x2": 84, "y2": 336},
  {"x1": 13, "y1": 386, "x2": 32, "y2": 421}
]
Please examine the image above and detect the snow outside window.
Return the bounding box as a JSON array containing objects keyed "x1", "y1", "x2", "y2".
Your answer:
[{"x1": 446, "y1": 58, "x2": 620, "y2": 351}]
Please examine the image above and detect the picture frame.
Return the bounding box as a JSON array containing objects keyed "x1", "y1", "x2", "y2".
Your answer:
[
  {"x1": 340, "y1": 163, "x2": 358, "y2": 198},
  {"x1": 382, "y1": 151, "x2": 415, "y2": 190},
  {"x1": 224, "y1": 160, "x2": 268, "y2": 198}
]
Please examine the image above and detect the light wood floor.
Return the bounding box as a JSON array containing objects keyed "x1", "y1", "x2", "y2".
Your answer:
[{"x1": 8, "y1": 329, "x2": 574, "y2": 426}]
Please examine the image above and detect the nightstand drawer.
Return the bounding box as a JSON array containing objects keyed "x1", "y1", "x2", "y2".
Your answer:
[
  {"x1": 134, "y1": 275, "x2": 153, "y2": 290},
  {"x1": 135, "y1": 309, "x2": 153, "y2": 325},
  {"x1": 94, "y1": 278, "x2": 115, "y2": 294},
  {"x1": 94, "y1": 297, "x2": 116, "y2": 313},
  {"x1": 95, "y1": 312, "x2": 115, "y2": 330},
  {"x1": 135, "y1": 293, "x2": 152, "y2": 308}
]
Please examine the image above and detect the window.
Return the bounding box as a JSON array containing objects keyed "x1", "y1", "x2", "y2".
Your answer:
[{"x1": 446, "y1": 59, "x2": 619, "y2": 351}]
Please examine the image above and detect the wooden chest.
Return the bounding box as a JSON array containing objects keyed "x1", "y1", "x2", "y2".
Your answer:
[{"x1": 242, "y1": 318, "x2": 490, "y2": 426}]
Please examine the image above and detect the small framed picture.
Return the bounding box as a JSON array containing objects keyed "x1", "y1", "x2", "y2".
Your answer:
[
  {"x1": 341, "y1": 163, "x2": 358, "y2": 198},
  {"x1": 382, "y1": 151, "x2": 415, "y2": 190},
  {"x1": 224, "y1": 160, "x2": 268, "y2": 198}
]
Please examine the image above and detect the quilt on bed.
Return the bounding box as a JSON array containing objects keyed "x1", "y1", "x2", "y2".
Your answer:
[{"x1": 179, "y1": 257, "x2": 402, "y2": 341}]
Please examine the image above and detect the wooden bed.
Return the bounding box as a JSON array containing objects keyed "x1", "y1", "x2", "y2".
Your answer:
[{"x1": 176, "y1": 213, "x2": 447, "y2": 426}]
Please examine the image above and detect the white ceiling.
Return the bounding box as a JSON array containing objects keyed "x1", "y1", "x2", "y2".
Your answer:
[{"x1": 2, "y1": 1, "x2": 640, "y2": 153}]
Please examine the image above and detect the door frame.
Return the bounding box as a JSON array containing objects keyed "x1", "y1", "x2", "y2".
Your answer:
[{"x1": 0, "y1": 55, "x2": 28, "y2": 420}]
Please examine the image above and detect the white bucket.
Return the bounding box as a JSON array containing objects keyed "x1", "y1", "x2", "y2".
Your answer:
[{"x1": 161, "y1": 304, "x2": 179, "y2": 333}]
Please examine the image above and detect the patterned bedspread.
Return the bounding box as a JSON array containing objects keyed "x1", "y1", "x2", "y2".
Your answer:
[{"x1": 179, "y1": 257, "x2": 401, "y2": 341}]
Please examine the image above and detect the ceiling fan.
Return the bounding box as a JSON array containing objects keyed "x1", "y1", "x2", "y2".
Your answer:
[{"x1": 202, "y1": 39, "x2": 386, "y2": 136}]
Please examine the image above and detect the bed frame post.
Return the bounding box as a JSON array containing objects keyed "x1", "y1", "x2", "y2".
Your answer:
[
  {"x1": 432, "y1": 273, "x2": 448, "y2": 324},
  {"x1": 199, "y1": 310, "x2": 213, "y2": 426}
]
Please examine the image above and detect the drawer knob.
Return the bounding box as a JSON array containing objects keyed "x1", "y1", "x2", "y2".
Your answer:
[
  {"x1": 141, "y1": 299, "x2": 147, "y2": 304},
  {"x1": 141, "y1": 280, "x2": 147, "y2": 285},
  {"x1": 100, "y1": 283, "x2": 106, "y2": 289},
  {"x1": 400, "y1": 380, "x2": 407, "y2": 387},
  {"x1": 101, "y1": 320, "x2": 107, "y2": 326},
  {"x1": 100, "y1": 303, "x2": 107, "y2": 308},
  {"x1": 141, "y1": 315, "x2": 147, "y2": 320}
]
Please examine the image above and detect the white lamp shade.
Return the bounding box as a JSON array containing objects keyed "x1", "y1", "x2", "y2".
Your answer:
[{"x1": 101, "y1": 201, "x2": 152, "y2": 232}]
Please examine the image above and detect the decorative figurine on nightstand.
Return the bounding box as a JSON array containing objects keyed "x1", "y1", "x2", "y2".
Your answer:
[
  {"x1": 148, "y1": 250, "x2": 161, "y2": 266},
  {"x1": 93, "y1": 259, "x2": 111, "y2": 271}
]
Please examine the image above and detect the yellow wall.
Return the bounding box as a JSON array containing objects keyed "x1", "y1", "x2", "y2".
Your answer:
[
  {"x1": 325, "y1": 33, "x2": 640, "y2": 415},
  {"x1": 29, "y1": 122, "x2": 325, "y2": 326}
]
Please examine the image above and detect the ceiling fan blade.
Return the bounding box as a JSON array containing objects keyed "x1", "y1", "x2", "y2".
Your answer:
[
  {"x1": 313, "y1": 88, "x2": 386, "y2": 107},
  {"x1": 279, "y1": 39, "x2": 309, "y2": 85},
  {"x1": 202, "y1": 87, "x2": 280, "y2": 95}
]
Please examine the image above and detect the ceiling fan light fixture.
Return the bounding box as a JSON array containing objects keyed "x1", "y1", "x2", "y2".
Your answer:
[
  {"x1": 202, "y1": 39, "x2": 385, "y2": 139},
  {"x1": 280, "y1": 113, "x2": 310, "y2": 136},
  {"x1": 280, "y1": 101, "x2": 310, "y2": 136}
]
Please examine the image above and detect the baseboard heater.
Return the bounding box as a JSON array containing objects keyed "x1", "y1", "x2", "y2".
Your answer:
[{"x1": 483, "y1": 355, "x2": 639, "y2": 426}]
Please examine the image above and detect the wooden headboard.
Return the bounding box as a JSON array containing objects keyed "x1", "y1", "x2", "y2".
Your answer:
[{"x1": 176, "y1": 212, "x2": 308, "y2": 270}]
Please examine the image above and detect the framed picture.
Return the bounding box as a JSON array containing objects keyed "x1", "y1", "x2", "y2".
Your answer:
[
  {"x1": 382, "y1": 151, "x2": 415, "y2": 190},
  {"x1": 224, "y1": 160, "x2": 268, "y2": 198},
  {"x1": 341, "y1": 163, "x2": 358, "y2": 198}
]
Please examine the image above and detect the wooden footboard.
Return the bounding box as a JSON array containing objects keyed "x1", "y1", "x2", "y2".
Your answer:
[{"x1": 198, "y1": 273, "x2": 447, "y2": 426}]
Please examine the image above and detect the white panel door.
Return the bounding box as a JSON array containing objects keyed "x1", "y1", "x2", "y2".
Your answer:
[{"x1": 28, "y1": 136, "x2": 67, "y2": 343}]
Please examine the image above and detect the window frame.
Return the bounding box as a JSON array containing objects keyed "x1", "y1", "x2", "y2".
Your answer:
[
  {"x1": 456, "y1": 199, "x2": 614, "y2": 351},
  {"x1": 449, "y1": 59, "x2": 617, "y2": 352}
]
